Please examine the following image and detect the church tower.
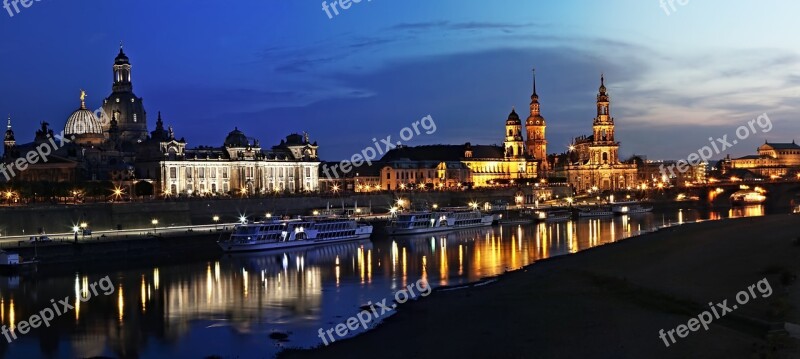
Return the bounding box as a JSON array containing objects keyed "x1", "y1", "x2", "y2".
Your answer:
[
  {"x1": 3, "y1": 115, "x2": 16, "y2": 159},
  {"x1": 504, "y1": 108, "x2": 525, "y2": 159},
  {"x1": 589, "y1": 75, "x2": 619, "y2": 165},
  {"x1": 525, "y1": 69, "x2": 548, "y2": 171},
  {"x1": 102, "y1": 43, "x2": 148, "y2": 144}
]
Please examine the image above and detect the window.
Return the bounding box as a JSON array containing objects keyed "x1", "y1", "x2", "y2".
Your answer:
[
  {"x1": 305, "y1": 167, "x2": 311, "y2": 177},
  {"x1": 211, "y1": 168, "x2": 217, "y2": 178},
  {"x1": 223, "y1": 168, "x2": 228, "y2": 178},
  {"x1": 199, "y1": 168, "x2": 205, "y2": 178},
  {"x1": 170, "y1": 167, "x2": 177, "y2": 179},
  {"x1": 187, "y1": 168, "x2": 193, "y2": 179},
  {"x1": 133, "y1": 114, "x2": 137, "y2": 123}
]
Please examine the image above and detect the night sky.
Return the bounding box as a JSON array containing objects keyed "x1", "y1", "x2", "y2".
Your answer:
[{"x1": 1, "y1": 0, "x2": 799, "y2": 161}]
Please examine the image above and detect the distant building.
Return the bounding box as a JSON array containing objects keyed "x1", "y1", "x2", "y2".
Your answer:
[
  {"x1": 360, "y1": 71, "x2": 550, "y2": 190},
  {"x1": 725, "y1": 141, "x2": 800, "y2": 179},
  {"x1": 377, "y1": 142, "x2": 535, "y2": 189},
  {"x1": 555, "y1": 76, "x2": 637, "y2": 191}
]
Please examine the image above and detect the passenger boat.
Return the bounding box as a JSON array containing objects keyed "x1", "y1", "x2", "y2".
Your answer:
[
  {"x1": 576, "y1": 206, "x2": 614, "y2": 218},
  {"x1": 534, "y1": 209, "x2": 572, "y2": 222},
  {"x1": 730, "y1": 190, "x2": 766, "y2": 206},
  {"x1": 387, "y1": 209, "x2": 494, "y2": 236},
  {"x1": 218, "y1": 217, "x2": 373, "y2": 253},
  {"x1": 611, "y1": 202, "x2": 653, "y2": 215}
]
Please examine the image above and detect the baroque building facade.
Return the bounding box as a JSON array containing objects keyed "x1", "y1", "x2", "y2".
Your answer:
[
  {"x1": 1, "y1": 46, "x2": 320, "y2": 195},
  {"x1": 723, "y1": 141, "x2": 800, "y2": 178},
  {"x1": 555, "y1": 76, "x2": 637, "y2": 191}
]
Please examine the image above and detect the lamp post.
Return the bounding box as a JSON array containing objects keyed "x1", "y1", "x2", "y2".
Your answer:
[
  {"x1": 80, "y1": 222, "x2": 88, "y2": 240},
  {"x1": 213, "y1": 215, "x2": 219, "y2": 230},
  {"x1": 151, "y1": 219, "x2": 159, "y2": 234}
]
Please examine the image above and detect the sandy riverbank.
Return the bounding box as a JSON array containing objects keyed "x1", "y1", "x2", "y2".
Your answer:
[{"x1": 279, "y1": 215, "x2": 800, "y2": 359}]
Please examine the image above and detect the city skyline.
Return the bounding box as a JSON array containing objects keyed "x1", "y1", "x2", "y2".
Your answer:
[{"x1": 1, "y1": 1, "x2": 799, "y2": 162}]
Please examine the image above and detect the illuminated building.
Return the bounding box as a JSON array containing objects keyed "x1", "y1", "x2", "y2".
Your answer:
[
  {"x1": 724, "y1": 141, "x2": 800, "y2": 178},
  {"x1": 1, "y1": 45, "x2": 320, "y2": 195},
  {"x1": 556, "y1": 75, "x2": 637, "y2": 191}
]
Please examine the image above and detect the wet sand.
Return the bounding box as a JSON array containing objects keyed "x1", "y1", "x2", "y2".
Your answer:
[{"x1": 279, "y1": 214, "x2": 800, "y2": 359}]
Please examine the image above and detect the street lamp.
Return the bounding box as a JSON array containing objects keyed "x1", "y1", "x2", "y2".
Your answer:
[
  {"x1": 151, "y1": 219, "x2": 159, "y2": 234},
  {"x1": 80, "y1": 222, "x2": 88, "y2": 240},
  {"x1": 213, "y1": 215, "x2": 219, "y2": 230}
]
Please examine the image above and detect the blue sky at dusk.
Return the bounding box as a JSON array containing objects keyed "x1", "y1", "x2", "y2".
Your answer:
[{"x1": 1, "y1": 0, "x2": 799, "y2": 161}]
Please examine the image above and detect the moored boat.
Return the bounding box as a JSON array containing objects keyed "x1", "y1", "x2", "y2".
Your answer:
[
  {"x1": 730, "y1": 190, "x2": 766, "y2": 206},
  {"x1": 218, "y1": 217, "x2": 373, "y2": 253},
  {"x1": 387, "y1": 209, "x2": 493, "y2": 236},
  {"x1": 577, "y1": 206, "x2": 614, "y2": 217},
  {"x1": 612, "y1": 202, "x2": 653, "y2": 215},
  {"x1": 534, "y1": 209, "x2": 572, "y2": 222}
]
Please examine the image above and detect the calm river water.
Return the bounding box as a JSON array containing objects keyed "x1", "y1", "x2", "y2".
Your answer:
[{"x1": 0, "y1": 205, "x2": 767, "y2": 358}]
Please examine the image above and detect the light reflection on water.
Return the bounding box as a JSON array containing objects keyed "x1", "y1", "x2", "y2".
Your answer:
[{"x1": 0, "y1": 206, "x2": 765, "y2": 358}]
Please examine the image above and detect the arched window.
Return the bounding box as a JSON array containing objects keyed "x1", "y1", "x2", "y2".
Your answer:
[{"x1": 602, "y1": 152, "x2": 608, "y2": 163}]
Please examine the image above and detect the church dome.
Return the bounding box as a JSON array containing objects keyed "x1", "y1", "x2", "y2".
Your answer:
[
  {"x1": 224, "y1": 128, "x2": 249, "y2": 147},
  {"x1": 115, "y1": 46, "x2": 130, "y2": 65},
  {"x1": 506, "y1": 108, "x2": 521, "y2": 126},
  {"x1": 65, "y1": 91, "x2": 103, "y2": 136}
]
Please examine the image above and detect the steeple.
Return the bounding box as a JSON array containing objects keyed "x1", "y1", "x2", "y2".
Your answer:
[
  {"x1": 4, "y1": 114, "x2": 16, "y2": 156},
  {"x1": 593, "y1": 74, "x2": 615, "y2": 146},
  {"x1": 113, "y1": 42, "x2": 133, "y2": 93},
  {"x1": 596, "y1": 74, "x2": 610, "y2": 119},
  {"x1": 4, "y1": 115, "x2": 14, "y2": 141},
  {"x1": 526, "y1": 68, "x2": 548, "y2": 170}
]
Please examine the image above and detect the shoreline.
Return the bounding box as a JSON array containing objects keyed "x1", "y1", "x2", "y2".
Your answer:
[{"x1": 278, "y1": 214, "x2": 800, "y2": 359}]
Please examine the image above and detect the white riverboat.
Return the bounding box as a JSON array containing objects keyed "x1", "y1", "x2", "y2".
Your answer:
[
  {"x1": 387, "y1": 209, "x2": 494, "y2": 236},
  {"x1": 576, "y1": 206, "x2": 614, "y2": 218},
  {"x1": 218, "y1": 217, "x2": 373, "y2": 253},
  {"x1": 730, "y1": 190, "x2": 766, "y2": 206},
  {"x1": 534, "y1": 209, "x2": 572, "y2": 222},
  {"x1": 611, "y1": 202, "x2": 653, "y2": 215}
]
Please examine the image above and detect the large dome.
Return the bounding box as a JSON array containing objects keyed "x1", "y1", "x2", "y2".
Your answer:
[
  {"x1": 65, "y1": 91, "x2": 103, "y2": 136},
  {"x1": 65, "y1": 108, "x2": 103, "y2": 136},
  {"x1": 224, "y1": 128, "x2": 249, "y2": 147}
]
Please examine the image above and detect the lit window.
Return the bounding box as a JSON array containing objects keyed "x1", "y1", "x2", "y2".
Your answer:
[
  {"x1": 116, "y1": 98, "x2": 120, "y2": 103},
  {"x1": 133, "y1": 114, "x2": 137, "y2": 122},
  {"x1": 131, "y1": 98, "x2": 135, "y2": 103}
]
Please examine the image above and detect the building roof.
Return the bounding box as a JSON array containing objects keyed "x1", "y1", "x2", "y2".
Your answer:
[
  {"x1": 381, "y1": 144, "x2": 504, "y2": 162},
  {"x1": 763, "y1": 142, "x2": 800, "y2": 150}
]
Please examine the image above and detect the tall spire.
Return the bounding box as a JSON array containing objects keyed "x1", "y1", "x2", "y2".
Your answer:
[
  {"x1": 6, "y1": 114, "x2": 10, "y2": 130},
  {"x1": 531, "y1": 68, "x2": 539, "y2": 101}
]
